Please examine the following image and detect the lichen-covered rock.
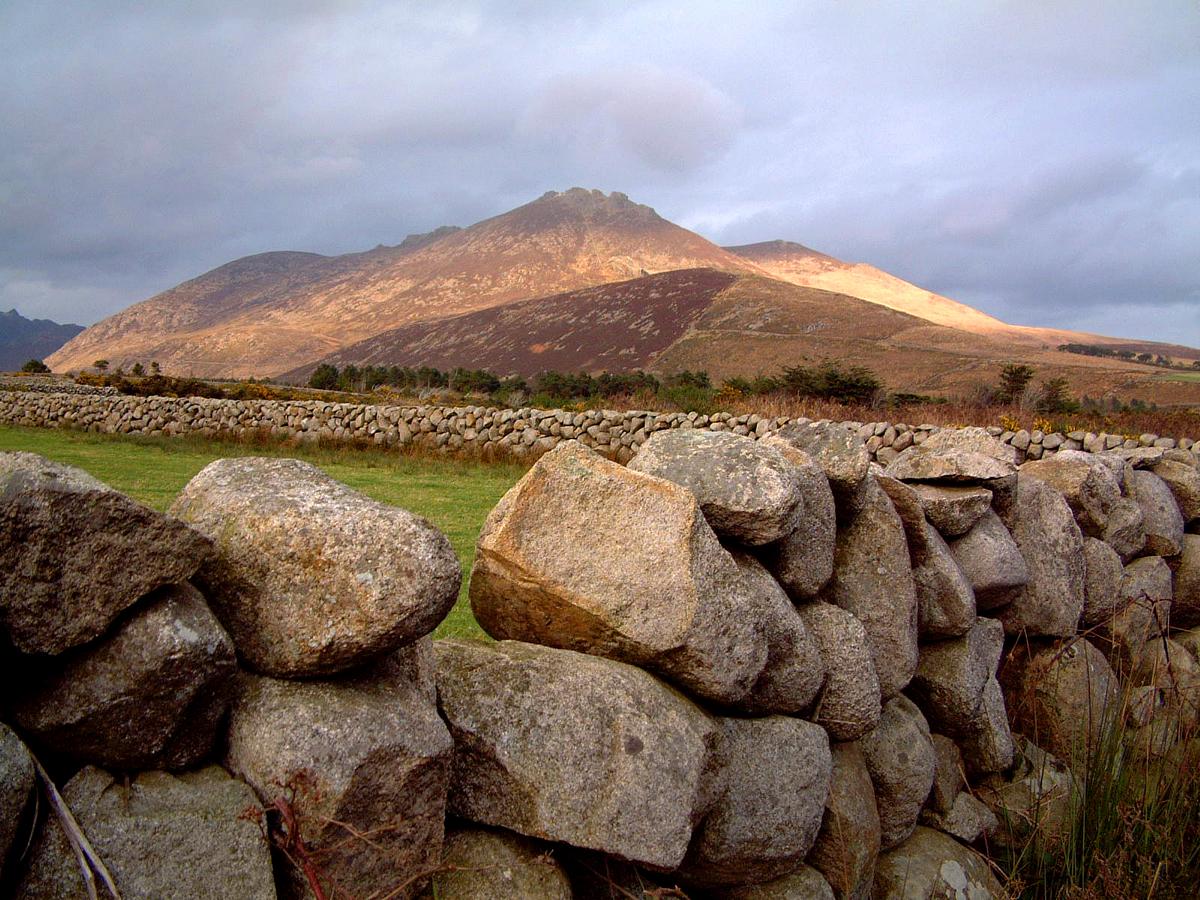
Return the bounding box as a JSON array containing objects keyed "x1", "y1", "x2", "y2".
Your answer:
[
  {"x1": 1094, "y1": 556, "x2": 1173, "y2": 674},
  {"x1": 807, "y1": 741, "x2": 881, "y2": 900},
  {"x1": 434, "y1": 639, "x2": 716, "y2": 870},
  {"x1": 225, "y1": 657, "x2": 452, "y2": 899},
  {"x1": 0, "y1": 723, "x2": 34, "y2": 882},
  {"x1": 996, "y1": 475, "x2": 1085, "y2": 637},
  {"x1": 430, "y1": 827, "x2": 573, "y2": 900},
  {"x1": 917, "y1": 427, "x2": 1021, "y2": 466},
  {"x1": 798, "y1": 602, "x2": 882, "y2": 741},
  {"x1": 758, "y1": 436, "x2": 837, "y2": 599},
  {"x1": 926, "y1": 734, "x2": 964, "y2": 816},
  {"x1": 731, "y1": 551, "x2": 825, "y2": 715},
  {"x1": 860, "y1": 696, "x2": 936, "y2": 850},
  {"x1": 1175, "y1": 534, "x2": 1200, "y2": 629},
  {"x1": 1150, "y1": 458, "x2": 1200, "y2": 523},
  {"x1": 16, "y1": 766, "x2": 275, "y2": 900},
  {"x1": 627, "y1": 430, "x2": 804, "y2": 545},
  {"x1": 825, "y1": 477, "x2": 918, "y2": 699},
  {"x1": 771, "y1": 421, "x2": 871, "y2": 511},
  {"x1": 909, "y1": 483, "x2": 993, "y2": 537},
  {"x1": 469, "y1": 442, "x2": 767, "y2": 705},
  {"x1": 872, "y1": 826, "x2": 1004, "y2": 899},
  {"x1": 682, "y1": 716, "x2": 831, "y2": 888},
  {"x1": 977, "y1": 738, "x2": 1077, "y2": 850},
  {"x1": 0, "y1": 451, "x2": 212, "y2": 655},
  {"x1": 1020, "y1": 451, "x2": 1121, "y2": 537},
  {"x1": 1000, "y1": 637, "x2": 1119, "y2": 771},
  {"x1": 948, "y1": 510, "x2": 1029, "y2": 611},
  {"x1": 9, "y1": 583, "x2": 235, "y2": 771},
  {"x1": 885, "y1": 445, "x2": 1017, "y2": 484},
  {"x1": 1127, "y1": 469, "x2": 1185, "y2": 557},
  {"x1": 908, "y1": 617, "x2": 1003, "y2": 737},
  {"x1": 725, "y1": 866, "x2": 836, "y2": 899},
  {"x1": 1081, "y1": 537, "x2": 1124, "y2": 627},
  {"x1": 171, "y1": 456, "x2": 460, "y2": 677},
  {"x1": 918, "y1": 791, "x2": 997, "y2": 844}
]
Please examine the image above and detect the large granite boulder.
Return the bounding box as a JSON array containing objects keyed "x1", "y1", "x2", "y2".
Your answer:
[
  {"x1": 726, "y1": 866, "x2": 836, "y2": 899},
  {"x1": 908, "y1": 617, "x2": 1003, "y2": 736},
  {"x1": 948, "y1": 510, "x2": 1029, "y2": 611},
  {"x1": 0, "y1": 723, "x2": 34, "y2": 882},
  {"x1": 884, "y1": 446, "x2": 1016, "y2": 484},
  {"x1": 1095, "y1": 556, "x2": 1173, "y2": 674},
  {"x1": 0, "y1": 452, "x2": 212, "y2": 655},
  {"x1": 434, "y1": 639, "x2": 716, "y2": 870},
  {"x1": 1175, "y1": 534, "x2": 1200, "y2": 629},
  {"x1": 1102, "y1": 496, "x2": 1148, "y2": 562},
  {"x1": 9, "y1": 582, "x2": 235, "y2": 770},
  {"x1": 955, "y1": 676, "x2": 1016, "y2": 777},
  {"x1": 225, "y1": 654, "x2": 452, "y2": 899},
  {"x1": 872, "y1": 826, "x2": 1005, "y2": 899},
  {"x1": 16, "y1": 766, "x2": 275, "y2": 900},
  {"x1": 758, "y1": 436, "x2": 837, "y2": 600},
  {"x1": 1127, "y1": 469, "x2": 1185, "y2": 557},
  {"x1": 469, "y1": 442, "x2": 767, "y2": 705},
  {"x1": 977, "y1": 737, "x2": 1077, "y2": 850},
  {"x1": 859, "y1": 696, "x2": 936, "y2": 850},
  {"x1": 171, "y1": 456, "x2": 460, "y2": 677},
  {"x1": 1081, "y1": 537, "x2": 1125, "y2": 627},
  {"x1": 627, "y1": 430, "x2": 804, "y2": 545},
  {"x1": 770, "y1": 421, "x2": 871, "y2": 512},
  {"x1": 430, "y1": 827, "x2": 573, "y2": 900},
  {"x1": 682, "y1": 716, "x2": 831, "y2": 888},
  {"x1": 1149, "y1": 458, "x2": 1200, "y2": 522},
  {"x1": 732, "y1": 551, "x2": 826, "y2": 715},
  {"x1": 996, "y1": 475, "x2": 1085, "y2": 637},
  {"x1": 825, "y1": 477, "x2": 918, "y2": 699},
  {"x1": 916, "y1": 427, "x2": 1020, "y2": 465},
  {"x1": 1020, "y1": 451, "x2": 1121, "y2": 537},
  {"x1": 1000, "y1": 637, "x2": 1119, "y2": 771},
  {"x1": 806, "y1": 741, "x2": 881, "y2": 900},
  {"x1": 798, "y1": 602, "x2": 882, "y2": 741}
]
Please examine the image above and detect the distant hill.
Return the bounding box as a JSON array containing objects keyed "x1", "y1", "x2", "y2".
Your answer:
[{"x1": 0, "y1": 309, "x2": 84, "y2": 371}]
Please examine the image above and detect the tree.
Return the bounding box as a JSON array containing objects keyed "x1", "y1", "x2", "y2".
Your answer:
[
  {"x1": 1192, "y1": 360, "x2": 1200, "y2": 370},
  {"x1": 150, "y1": 361, "x2": 161, "y2": 375},
  {"x1": 92, "y1": 359, "x2": 109, "y2": 373},
  {"x1": 308, "y1": 363, "x2": 339, "y2": 390},
  {"x1": 1037, "y1": 377, "x2": 1075, "y2": 414},
  {"x1": 131, "y1": 362, "x2": 145, "y2": 376},
  {"x1": 21, "y1": 359, "x2": 50, "y2": 373},
  {"x1": 996, "y1": 364, "x2": 1035, "y2": 404}
]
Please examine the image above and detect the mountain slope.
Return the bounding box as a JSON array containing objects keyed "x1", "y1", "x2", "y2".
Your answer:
[
  {"x1": 48, "y1": 189, "x2": 762, "y2": 377},
  {"x1": 0, "y1": 310, "x2": 84, "y2": 370}
]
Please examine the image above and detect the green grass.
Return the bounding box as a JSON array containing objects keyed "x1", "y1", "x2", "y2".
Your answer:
[
  {"x1": 0, "y1": 425, "x2": 528, "y2": 640},
  {"x1": 1155, "y1": 371, "x2": 1200, "y2": 383}
]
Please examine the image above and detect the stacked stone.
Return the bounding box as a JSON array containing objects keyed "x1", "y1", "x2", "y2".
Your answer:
[
  {"x1": 2, "y1": 389, "x2": 1197, "y2": 469},
  {"x1": 0, "y1": 452, "x2": 462, "y2": 899}
]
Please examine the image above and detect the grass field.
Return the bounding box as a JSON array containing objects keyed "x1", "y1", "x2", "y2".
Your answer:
[{"x1": 0, "y1": 425, "x2": 528, "y2": 639}]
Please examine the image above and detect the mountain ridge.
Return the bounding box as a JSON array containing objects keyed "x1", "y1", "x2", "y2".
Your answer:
[{"x1": 0, "y1": 309, "x2": 85, "y2": 371}]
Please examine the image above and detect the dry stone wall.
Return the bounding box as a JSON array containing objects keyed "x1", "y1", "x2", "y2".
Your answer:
[
  {"x1": 0, "y1": 388, "x2": 1196, "y2": 469},
  {"x1": 2, "y1": 422, "x2": 1199, "y2": 898}
]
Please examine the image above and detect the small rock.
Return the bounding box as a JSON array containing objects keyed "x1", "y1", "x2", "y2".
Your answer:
[
  {"x1": 627, "y1": 430, "x2": 804, "y2": 546},
  {"x1": 956, "y1": 677, "x2": 1016, "y2": 777},
  {"x1": 430, "y1": 827, "x2": 573, "y2": 900},
  {"x1": 948, "y1": 510, "x2": 1029, "y2": 611},
  {"x1": 1080, "y1": 538, "x2": 1124, "y2": 627},
  {"x1": 725, "y1": 866, "x2": 836, "y2": 899},
  {"x1": 860, "y1": 696, "x2": 936, "y2": 850},
  {"x1": 798, "y1": 603, "x2": 882, "y2": 741},
  {"x1": 758, "y1": 437, "x2": 837, "y2": 599},
  {"x1": 909, "y1": 483, "x2": 993, "y2": 537},
  {"x1": 0, "y1": 452, "x2": 212, "y2": 655},
  {"x1": 171, "y1": 457, "x2": 460, "y2": 677},
  {"x1": 9, "y1": 583, "x2": 236, "y2": 771},
  {"x1": 977, "y1": 737, "x2": 1077, "y2": 850},
  {"x1": 1094, "y1": 556, "x2": 1173, "y2": 674},
  {"x1": 919, "y1": 792, "x2": 998, "y2": 844},
  {"x1": 771, "y1": 421, "x2": 871, "y2": 513},
  {"x1": 908, "y1": 617, "x2": 1003, "y2": 736},
  {"x1": 16, "y1": 766, "x2": 275, "y2": 900},
  {"x1": 1103, "y1": 496, "x2": 1148, "y2": 561}
]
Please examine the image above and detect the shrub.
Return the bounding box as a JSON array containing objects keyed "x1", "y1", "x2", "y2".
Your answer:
[{"x1": 21, "y1": 359, "x2": 50, "y2": 373}]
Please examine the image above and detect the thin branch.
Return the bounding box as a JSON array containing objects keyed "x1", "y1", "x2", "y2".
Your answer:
[{"x1": 30, "y1": 755, "x2": 121, "y2": 899}]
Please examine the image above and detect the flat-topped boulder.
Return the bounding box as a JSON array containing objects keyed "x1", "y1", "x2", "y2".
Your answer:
[
  {"x1": 469, "y1": 442, "x2": 767, "y2": 705},
  {"x1": 627, "y1": 430, "x2": 804, "y2": 546},
  {"x1": 434, "y1": 639, "x2": 717, "y2": 870},
  {"x1": 170, "y1": 456, "x2": 461, "y2": 677},
  {"x1": 0, "y1": 451, "x2": 212, "y2": 655},
  {"x1": 885, "y1": 446, "x2": 1017, "y2": 484},
  {"x1": 770, "y1": 421, "x2": 871, "y2": 511},
  {"x1": 9, "y1": 582, "x2": 236, "y2": 771},
  {"x1": 909, "y1": 483, "x2": 993, "y2": 537}
]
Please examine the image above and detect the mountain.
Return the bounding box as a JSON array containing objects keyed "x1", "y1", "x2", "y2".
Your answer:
[
  {"x1": 286, "y1": 269, "x2": 1200, "y2": 405},
  {"x1": 47, "y1": 189, "x2": 761, "y2": 377},
  {"x1": 0, "y1": 310, "x2": 84, "y2": 371}
]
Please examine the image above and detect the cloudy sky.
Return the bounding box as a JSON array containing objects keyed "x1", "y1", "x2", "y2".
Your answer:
[{"x1": 2, "y1": 1, "x2": 1197, "y2": 345}]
